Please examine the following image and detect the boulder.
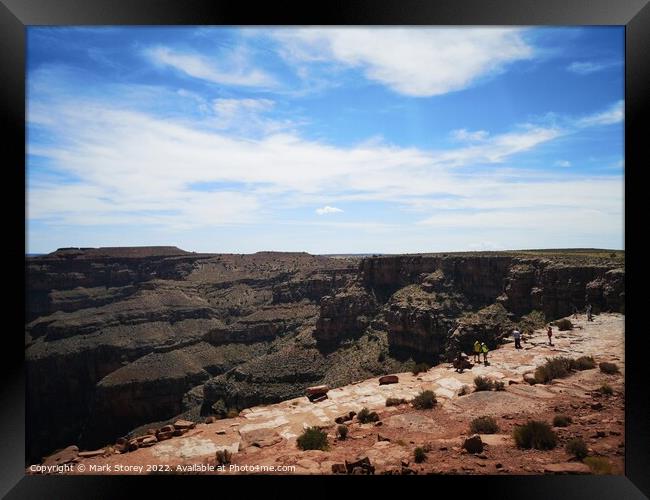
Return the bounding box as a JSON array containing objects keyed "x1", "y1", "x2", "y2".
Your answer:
[
  {"x1": 462, "y1": 435, "x2": 484, "y2": 454},
  {"x1": 173, "y1": 419, "x2": 196, "y2": 430},
  {"x1": 379, "y1": 375, "x2": 399, "y2": 385},
  {"x1": 345, "y1": 456, "x2": 375, "y2": 475},
  {"x1": 159, "y1": 425, "x2": 175, "y2": 434},
  {"x1": 306, "y1": 385, "x2": 329, "y2": 396},
  {"x1": 240, "y1": 428, "x2": 283, "y2": 448},
  {"x1": 156, "y1": 431, "x2": 173, "y2": 441}
]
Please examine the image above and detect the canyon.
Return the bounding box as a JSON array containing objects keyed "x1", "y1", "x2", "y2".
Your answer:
[{"x1": 25, "y1": 246, "x2": 624, "y2": 465}]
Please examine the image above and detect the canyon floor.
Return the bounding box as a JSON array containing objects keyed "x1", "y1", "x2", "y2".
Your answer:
[{"x1": 39, "y1": 312, "x2": 624, "y2": 476}]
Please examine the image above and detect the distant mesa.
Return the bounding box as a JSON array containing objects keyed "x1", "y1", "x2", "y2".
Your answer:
[{"x1": 46, "y1": 246, "x2": 191, "y2": 259}]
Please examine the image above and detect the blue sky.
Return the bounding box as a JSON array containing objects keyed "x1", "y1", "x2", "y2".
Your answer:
[{"x1": 26, "y1": 27, "x2": 624, "y2": 254}]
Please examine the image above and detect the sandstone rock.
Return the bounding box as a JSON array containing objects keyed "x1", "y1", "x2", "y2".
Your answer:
[
  {"x1": 379, "y1": 375, "x2": 399, "y2": 385},
  {"x1": 309, "y1": 394, "x2": 328, "y2": 403},
  {"x1": 140, "y1": 436, "x2": 157, "y2": 447},
  {"x1": 345, "y1": 456, "x2": 375, "y2": 475},
  {"x1": 331, "y1": 463, "x2": 347, "y2": 474},
  {"x1": 174, "y1": 419, "x2": 196, "y2": 430},
  {"x1": 159, "y1": 425, "x2": 175, "y2": 434},
  {"x1": 77, "y1": 449, "x2": 105, "y2": 458},
  {"x1": 544, "y1": 463, "x2": 591, "y2": 474},
  {"x1": 591, "y1": 402, "x2": 604, "y2": 410},
  {"x1": 240, "y1": 428, "x2": 282, "y2": 448},
  {"x1": 156, "y1": 431, "x2": 173, "y2": 441},
  {"x1": 136, "y1": 434, "x2": 156, "y2": 443},
  {"x1": 127, "y1": 439, "x2": 139, "y2": 452},
  {"x1": 42, "y1": 445, "x2": 79, "y2": 467},
  {"x1": 306, "y1": 385, "x2": 329, "y2": 396},
  {"x1": 462, "y1": 435, "x2": 484, "y2": 454}
]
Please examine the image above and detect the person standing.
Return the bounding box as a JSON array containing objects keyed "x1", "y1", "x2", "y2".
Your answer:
[
  {"x1": 513, "y1": 328, "x2": 522, "y2": 349},
  {"x1": 473, "y1": 340, "x2": 481, "y2": 362},
  {"x1": 547, "y1": 326, "x2": 553, "y2": 346},
  {"x1": 481, "y1": 342, "x2": 489, "y2": 365},
  {"x1": 586, "y1": 303, "x2": 593, "y2": 322}
]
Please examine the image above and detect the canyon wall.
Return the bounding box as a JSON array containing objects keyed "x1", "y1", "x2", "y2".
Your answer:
[{"x1": 25, "y1": 248, "x2": 624, "y2": 463}]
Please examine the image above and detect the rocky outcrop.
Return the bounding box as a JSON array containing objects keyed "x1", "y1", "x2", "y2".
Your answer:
[{"x1": 314, "y1": 284, "x2": 379, "y2": 346}]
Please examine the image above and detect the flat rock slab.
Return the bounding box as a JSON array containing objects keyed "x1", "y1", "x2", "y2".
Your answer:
[
  {"x1": 240, "y1": 428, "x2": 283, "y2": 449},
  {"x1": 379, "y1": 375, "x2": 399, "y2": 385},
  {"x1": 544, "y1": 463, "x2": 591, "y2": 474},
  {"x1": 478, "y1": 434, "x2": 512, "y2": 446},
  {"x1": 451, "y1": 391, "x2": 542, "y2": 416}
]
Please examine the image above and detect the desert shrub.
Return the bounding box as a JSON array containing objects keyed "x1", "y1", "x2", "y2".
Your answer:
[
  {"x1": 226, "y1": 409, "x2": 239, "y2": 419},
  {"x1": 377, "y1": 351, "x2": 386, "y2": 362},
  {"x1": 584, "y1": 456, "x2": 613, "y2": 475},
  {"x1": 414, "y1": 447, "x2": 427, "y2": 463},
  {"x1": 386, "y1": 397, "x2": 407, "y2": 407},
  {"x1": 555, "y1": 318, "x2": 573, "y2": 331},
  {"x1": 470, "y1": 416, "x2": 499, "y2": 434},
  {"x1": 599, "y1": 362, "x2": 620, "y2": 374},
  {"x1": 513, "y1": 421, "x2": 557, "y2": 450},
  {"x1": 518, "y1": 310, "x2": 546, "y2": 334},
  {"x1": 297, "y1": 427, "x2": 329, "y2": 451},
  {"x1": 336, "y1": 424, "x2": 348, "y2": 440},
  {"x1": 412, "y1": 362, "x2": 430, "y2": 375},
  {"x1": 599, "y1": 384, "x2": 614, "y2": 395},
  {"x1": 474, "y1": 376, "x2": 494, "y2": 392},
  {"x1": 357, "y1": 407, "x2": 380, "y2": 423},
  {"x1": 534, "y1": 357, "x2": 573, "y2": 384},
  {"x1": 411, "y1": 390, "x2": 437, "y2": 410},
  {"x1": 565, "y1": 438, "x2": 588, "y2": 459},
  {"x1": 458, "y1": 385, "x2": 470, "y2": 396},
  {"x1": 571, "y1": 356, "x2": 596, "y2": 370},
  {"x1": 553, "y1": 415, "x2": 573, "y2": 427},
  {"x1": 215, "y1": 449, "x2": 232, "y2": 465},
  {"x1": 494, "y1": 381, "x2": 506, "y2": 391}
]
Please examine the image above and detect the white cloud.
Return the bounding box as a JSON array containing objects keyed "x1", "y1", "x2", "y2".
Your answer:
[
  {"x1": 567, "y1": 61, "x2": 616, "y2": 75},
  {"x1": 146, "y1": 46, "x2": 276, "y2": 88},
  {"x1": 555, "y1": 160, "x2": 571, "y2": 167},
  {"x1": 272, "y1": 28, "x2": 533, "y2": 96},
  {"x1": 577, "y1": 100, "x2": 624, "y2": 127},
  {"x1": 315, "y1": 206, "x2": 343, "y2": 215},
  {"x1": 450, "y1": 129, "x2": 489, "y2": 142}
]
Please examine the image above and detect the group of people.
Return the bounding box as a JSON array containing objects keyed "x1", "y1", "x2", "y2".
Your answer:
[
  {"x1": 573, "y1": 303, "x2": 595, "y2": 321},
  {"x1": 512, "y1": 325, "x2": 554, "y2": 349}
]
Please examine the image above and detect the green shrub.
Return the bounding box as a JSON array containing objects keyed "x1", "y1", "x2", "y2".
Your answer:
[
  {"x1": 458, "y1": 385, "x2": 470, "y2": 396},
  {"x1": 571, "y1": 356, "x2": 596, "y2": 370},
  {"x1": 565, "y1": 437, "x2": 588, "y2": 459},
  {"x1": 470, "y1": 416, "x2": 499, "y2": 434},
  {"x1": 552, "y1": 415, "x2": 572, "y2": 427},
  {"x1": 599, "y1": 384, "x2": 614, "y2": 395},
  {"x1": 513, "y1": 421, "x2": 557, "y2": 450},
  {"x1": 412, "y1": 362, "x2": 430, "y2": 375},
  {"x1": 414, "y1": 447, "x2": 427, "y2": 464},
  {"x1": 474, "y1": 376, "x2": 494, "y2": 392},
  {"x1": 584, "y1": 456, "x2": 613, "y2": 475},
  {"x1": 357, "y1": 407, "x2": 380, "y2": 423},
  {"x1": 494, "y1": 381, "x2": 506, "y2": 391},
  {"x1": 555, "y1": 318, "x2": 573, "y2": 331},
  {"x1": 297, "y1": 427, "x2": 329, "y2": 451},
  {"x1": 518, "y1": 310, "x2": 547, "y2": 334},
  {"x1": 386, "y1": 397, "x2": 407, "y2": 407},
  {"x1": 411, "y1": 390, "x2": 437, "y2": 410},
  {"x1": 215, "y1": 449, "x2": 232, "y2": 465},
  {"x1": 534, "y1": 357, "x2": 573, "y2": 384},
  {"x1": 336, "y1": 424, "x2": 348, "y2": 440},
  {"x1": 599, "y1": 362, "x2": 620, "y2": 374}
]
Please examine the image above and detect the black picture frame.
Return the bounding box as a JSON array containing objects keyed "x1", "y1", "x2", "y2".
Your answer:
[{"x1": 2, "y1": 0, "x2": 647, "y2": 498}]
